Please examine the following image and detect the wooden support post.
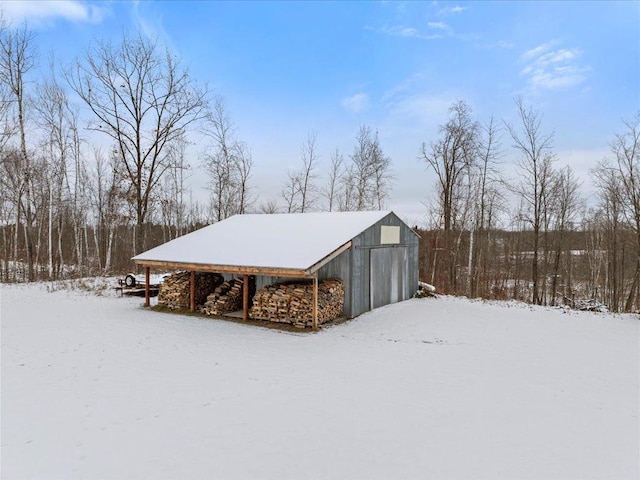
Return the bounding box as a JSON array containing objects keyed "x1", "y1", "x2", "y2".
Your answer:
[
  {"x1": 243, "y1": 274, "x2": 249, "y2": 321},
  {"x1": 190, "y1": 270, "x2": 196, "y2": 312},
  {"x1": 144, "y1": 266, "x2": 150, "y2": 308},
  {"x1": 312, "y1": 274, "x2": 318, "y2": 330}
]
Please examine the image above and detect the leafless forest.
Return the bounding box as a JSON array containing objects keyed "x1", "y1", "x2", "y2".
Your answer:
[{"x1": 1, "y1": 22, "x2": 639, "y2": 312}]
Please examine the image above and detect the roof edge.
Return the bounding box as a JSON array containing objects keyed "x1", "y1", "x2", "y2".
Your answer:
[
  {"x1": 133, "y1": 260, "x2": 311, "y2": 278},
  {"x1": 305, "y1": 241, "x2": 352, "y2": 274}
]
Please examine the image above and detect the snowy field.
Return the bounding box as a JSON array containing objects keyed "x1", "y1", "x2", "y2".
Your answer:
[{"x1": 2, "y1": 282, "x2": 639, "y2": 480}]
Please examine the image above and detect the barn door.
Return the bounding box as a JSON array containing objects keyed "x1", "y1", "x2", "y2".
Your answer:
[{"x1": 370, "y1": 247, "x2": 406, "y2": 310}]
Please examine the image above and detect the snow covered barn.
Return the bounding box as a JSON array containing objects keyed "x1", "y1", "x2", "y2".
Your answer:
[{"x1": 132, "y1": 210, "x2": 419, "y2": 328}]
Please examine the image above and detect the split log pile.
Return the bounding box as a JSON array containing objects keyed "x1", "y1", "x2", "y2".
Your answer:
[
  {"x1": 200, "y1": 278, "x2": 245, "y2": 316},
  {"x1": 157, "y1": 271, "x2": 224, "y2": 310},
  {"x1": 250, "y1": 278, "x2": 344, "y2": 327}
]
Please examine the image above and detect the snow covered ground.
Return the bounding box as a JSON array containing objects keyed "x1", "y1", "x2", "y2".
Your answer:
[{"x1": 2, "y1": 282, "x2": 638, "y2": 479}]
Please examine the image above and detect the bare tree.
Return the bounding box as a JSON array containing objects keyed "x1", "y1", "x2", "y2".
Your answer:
[
  {"x1": 32, "y1": 55, "x2": 90, "y2": 279},
  {"x1": 348, "y1": 125, "x2": 394, "y2": 211},
  {"x1": 0, "y1": 21, "x2": 37, "y2": 280},
  {"x1": 549, "y1": 166, "x2": 582, "y2": 305},
  {"x1": 606, "y1": 113, "x2": 640, "y2": 311},
  {"x1": 95, "y1": 146, "x2": 138, "y2": 272},
  {"x1": 298, "y1": 131, "x2": 319, "y2": 212},
  {"x1": 256, "y1": 199, "x2": 280, "y2": 214},
  {"x1": 370, "y1": 131, "x2": 394, "y2": 210},
  {"x1": 421, "y1": 100, "x2": 478, "y2": 293},
  {"x1": 582, "y1": 208, "x2": 609, "y2": 306},
  {"x1": 339, "y1": 164, "x2": 356, "y2": 212},
  {"x1": 471, "y1": 116, "x2": 503, "y2": 296},
  {"x1": 350, "y1": 125, "x2": 374, "y2": 210},
  {"x1": 323, "y1": 148, "x2": 344, "y2": 211},
  {"x1": 234, "y1": 141, "x2": 253, "y2": 215},
  {"x1": 281, "y1": 131, "x2": 319, "y2": 213},
  {"x1": 203, "y1": 96, "x2": 253, "y2": 222},
  {"x1": 34, "y1": 69, "x2": 68, "y2": 279},
  {"x1": 593, "y1": 163, "x2": 624, "y2": 310},
  {"x1": 506, "y1": 97, "x2": 556, "y2": 304},
  {"x1": 66, "y1": 32, "x2": 208, "y2": 253},
  {"x1": 157, "y1": 133, "x2": 192, "y2": 240},
  {"x1": 281, "y1": 170, "x2": 301, "y2": 213},
  {"x1": 0, "y1": 17, "x2": 13, "y2": 151},
  {"x1": 0, "y1": 148, "x2": 24, "y2": 280},
  {"x1": 204, "y1": 96, "x2": 236, "y2": 222}
]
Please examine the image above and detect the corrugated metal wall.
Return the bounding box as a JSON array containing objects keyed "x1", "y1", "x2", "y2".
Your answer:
[
  {"x1": 370, "y1": 246, "x2": 411, "y2": 309},
  {"x1": 254, "y1": 212, "x2": 419, "y2": 319},
  {"x1": 323, "y1": 212, "x2": 419, "y2": 318}
]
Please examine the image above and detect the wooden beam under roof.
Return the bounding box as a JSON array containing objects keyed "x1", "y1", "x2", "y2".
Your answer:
[{"x1": 133, "y1": 260, "x2": 311, "y2": 278}]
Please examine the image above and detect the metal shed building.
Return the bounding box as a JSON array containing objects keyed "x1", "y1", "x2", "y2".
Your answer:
[{"x1": 133, "y1": 210, "x2": 419, "y2": 327}]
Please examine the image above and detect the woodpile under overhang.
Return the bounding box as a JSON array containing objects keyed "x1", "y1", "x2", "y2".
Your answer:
[
  {"x1": 250, "y1": 278, "x2": 344, "y2": 328},
  {"x1": 140, "y1": 263, "x2": 342, "y2": 329},
  {"x1": 157, "y1": 271, "x2": 224, "y2": 310}
]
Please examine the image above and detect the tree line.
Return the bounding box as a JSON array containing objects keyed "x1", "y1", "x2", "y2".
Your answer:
[
  {"x1": 419, "y1": 99, "x2": 640, "y2": 313},
  {"x1": 1, "y1": 19, "x2": 638, "y2": 313}
]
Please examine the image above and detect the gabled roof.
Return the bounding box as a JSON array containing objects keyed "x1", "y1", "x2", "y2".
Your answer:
[{"x1": 133, "y1": 211, "x2": 393, "y2": 275}]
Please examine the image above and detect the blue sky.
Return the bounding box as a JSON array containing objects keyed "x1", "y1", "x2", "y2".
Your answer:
[{"x1": 3, "y1": 0, "x2": 639, "y2": 225}]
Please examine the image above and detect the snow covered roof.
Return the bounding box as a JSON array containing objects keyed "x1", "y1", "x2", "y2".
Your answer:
[{"x1": 133, "y1": 211, "x2": 393, "y2": 274}]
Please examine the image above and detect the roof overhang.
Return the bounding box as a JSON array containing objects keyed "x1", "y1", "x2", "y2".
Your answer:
[
  {"x1": 133, "y1": 260, "x2": 312, "y2": 278},
  {"x1": 134, "y1": 240, "x2": 352, "y2": 278}
]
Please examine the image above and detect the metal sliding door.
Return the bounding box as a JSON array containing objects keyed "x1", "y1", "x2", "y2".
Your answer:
[{"x1": 370, "y1": 247, "x2": 407, "y2": 310}]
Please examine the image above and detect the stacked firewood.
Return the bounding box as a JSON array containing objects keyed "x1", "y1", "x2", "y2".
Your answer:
[
  {"x1": 157, "y1": 271, "x2": 223, "y2": 310},
  {"x1": 250, "y1": 278, "x2": 344, "y2": 327},
  {"x1": 200, "y1": 278, "x2": 244, "y2": 316}
]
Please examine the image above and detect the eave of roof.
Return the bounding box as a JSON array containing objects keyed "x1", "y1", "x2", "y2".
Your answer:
[{"x1": 132, "y1": 211, "x2": 393, "y2": 273}]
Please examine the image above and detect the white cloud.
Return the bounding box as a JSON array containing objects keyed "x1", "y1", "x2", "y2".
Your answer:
[
  {"x1": 528, "y1": 69, "x2": 588, "y2": 90},
  {"x1": 131, "y1": 1, "x2": 178, "y2": 53},
  {"x1": 372, "y1": 18, "x2": 459, "y2": 41},
  {"x1": 427, "y1": 21, "x2": 450, "y2": 32},
  {"x1": 399, "y1": 27, "x2": 420, "y2": 37},
  {"x1": 2, "y1": 0, "x2": 107, "y2": 26},
  {"x1": 476, "y1": 40, "x2": 515, "y2": 49},
  {"x1": 521, "y1": 40, "x2": 560, "y2": 60},
  {"x1": 375, "y1": 25, "x2": 442, "y2": 40},
  {"x1": 341, "y1": 93, "x2": 371, "y2": 113},
  {"x1": 438, "y1": 5, "x2": 467, "y2": 15},
  {"x1": 538, "y1": 48, "x2": 578, "y2": 65},
  {"x1": 520, "y1": 41, "x2": 590, "y2": 92}
]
